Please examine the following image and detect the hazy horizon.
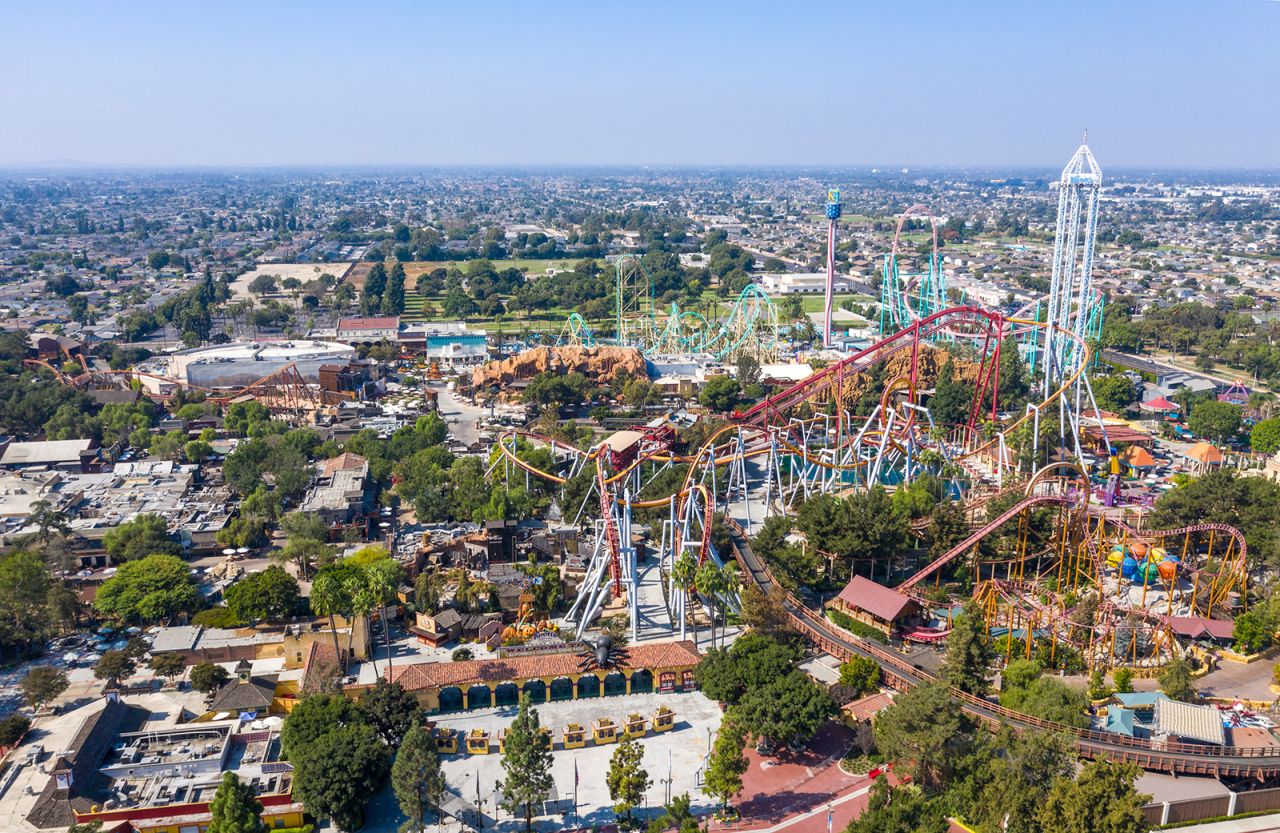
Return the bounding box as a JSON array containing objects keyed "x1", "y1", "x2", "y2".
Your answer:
[{"x1": 4, "y1": 0, "x2": 1279, "y2": 169}]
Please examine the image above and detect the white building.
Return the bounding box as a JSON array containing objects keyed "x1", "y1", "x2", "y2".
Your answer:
[{"x1": 757, "y1": 272, "x2": 849, "y2": 295}]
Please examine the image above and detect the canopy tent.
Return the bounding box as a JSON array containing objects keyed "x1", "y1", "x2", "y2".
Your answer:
[
  {"x1": 1185, "y1": 442, "x2": 1224, "y2": 466},
  {"x1": 1123, "y1": 445, "x2": 1157, "y2": 469},
  {"x1": 1141, "y1": 396, "x2": 1179, "y2": 412}
]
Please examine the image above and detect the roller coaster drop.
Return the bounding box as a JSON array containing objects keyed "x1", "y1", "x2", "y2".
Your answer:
[{"x1": 503, "y1": 297, "x2": 1248, "y2": 672}]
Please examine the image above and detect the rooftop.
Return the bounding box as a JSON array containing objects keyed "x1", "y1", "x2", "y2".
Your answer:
[
  {"x1": 337, "y1": 316, "x2": 400, "y2": 330},
  {"x1": 1155, "y1": 698, "x2": 1226, "y2": 745},
  {"x1": 834, "y1": 576, "x2": 920, "y2": 623},
  {"x1": 389, "y1": 640, "x2": 701, "y2": 691},
  {"x1": 0, "y1": 439, "x2": 96, "y2": 466}
]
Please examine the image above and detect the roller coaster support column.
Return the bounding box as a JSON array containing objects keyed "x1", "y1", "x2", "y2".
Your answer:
[{"x1": 824, "y1": 189, "x2": 842, "y2": 347}]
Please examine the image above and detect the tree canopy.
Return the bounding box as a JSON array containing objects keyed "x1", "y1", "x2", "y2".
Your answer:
[
  {"x1": 940, "y1": 603, "x2": 995, "y2": 695},
  {"x1": 1150, "y1": 470, "x2": 1280, "y2": 567},
  {"x1": 224, "y1": 566, "x2": 299, "y2": 622},
  {"x1": 94, "y1": 554, "x2": 202, "y2": 622},
  {"x1": 207, "y1": 771, "x2": 267, "y2": 833},
  {"x1": 102, "y1": 513, "x2": 182, "y2": 562}
]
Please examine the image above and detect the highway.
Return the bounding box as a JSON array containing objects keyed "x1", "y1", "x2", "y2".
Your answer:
[{"x1": 725, "y1": 518, "x2": 1280, "y2": 779}]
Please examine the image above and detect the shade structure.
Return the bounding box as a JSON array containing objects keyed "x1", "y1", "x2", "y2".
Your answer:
[
  {"x1": 1123, "y1": 445, "x2": 1157, "y2": 469},
  {"x1": 1141, "y1": 396, "x2": 1178, "y2": 412},
  {"x1": 1185, "y1": 442, "x2": 1223, "y2": 465}
]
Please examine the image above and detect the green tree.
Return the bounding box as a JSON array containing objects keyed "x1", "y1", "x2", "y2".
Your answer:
[
  {"x1": 967, "y1": 729, "x2": 1073, "y2": 833},
  {"x1": 497, "y1": 694, "x2": 555, "y2": 832},
  {"x1": 225, "y1": 566, "x2": 299, "y2": 622},
  {"x1": 94, "y1": 554, "x2": 201, "y2": 622},
  {"x1": 1038, "y1": 758, "x2": 1149, "y2": 833},
  {"x1": 360, "y1": 556, "x2": 403, "y2": 675},
  {"x1": 1187, "y1": 400, "x2": 1243, "y2": 443},
  {"x1": 703, "y1": 716, "x2": 749, "y2": 811},
  {"x1": 1112, "y1": 667, "x2": 1134, "y2": 694},
  {"x1": 290, "y1": 721, "x2": 389, "y2": 831},
  {"x1": 845, "y1": 777, "x2": 947, "y2": 833},
  {"x1": 94, "y1": 650, "x2": 137, "y2": 687},
  {"x1": 359, "y1": 678, "x2": 420, "y2": 746},
  {"x1": 1092, "y1": 373, "x2": 1140, "y2": 413},
  {"x1": 0, "y1": 550, "x2": 54, "y2": 660},
  {"x1": 149, "y1": 652, "x2": 187, "y2": 682},
  {"x1": 873, "y1": 682, "x2": 973, "y2": 791},
  {"x1": 361, "y1": 262, "x2": 387, "y2": 315},
  {"x1": 606, "y1": 734, "x2": 651, "y2": 823},
  {"x1": 392, "y1": 723, "x2": 445, "y2": 833},
  {"x1": 736, "y1": 583, "x2": 795, "y2": 643},
  {"x1": 1158, "y1": 657, "x2": 1197, "y2": 702},
  {"x1": 699, "y1": 375, "x2": 741, "y2": 413},
  {"x1": 20, "y1": 665, "x2": 69, "y2": 709},
  {"x1": 929, "y1": 360, "x2": 973, "y2": 426},
  {"x1": 1252, "y1": 417, "x2": 1280, "y2": 454},
  {"x1": 225, "y1": 401, "x2": 273, "y2": 438},
  {"x1": 940, "y1": 603, "x2": 994, "y2": 695},
  {"x1": 925, "y1": 499, "x2": 969, "y2": 560},
  {"x1": 184, "y1": 440, "x2": 214, "y2": 463},
  {"x1": 281, "y1": 693, "x2": 367, "y2": 757},
  {"x1": 382, "y1": 261, "x2": 406, "y2": 315},
  {"x1": 695, "y1": 561, "x2": 727, "y2": 649},
  {"x1": 695, "y1": 631, "x2": 801, "y2": 705},
  {"x1": 248, "y1": 274, "x2": 277, "y2": 296},
  {"x1": 998, "y1": 660, "x2": 1089, "y2": 728},
  {"x1": 207, "y1": 771, "x2": 267, "y2": 833},
  {"x1": 101, "y1": 513, "x2": 181, "y2": 562},
  {"x1": 838, "y1": 655, "x2": 881, "y2": 696},
  {"x1": 736, "y1": 670, "x2": 836, "y2": 750},
  {"x1": 646, "y1": 793, "x2": 700, "y2": 833},
  {"x1": 310, "y1": 561, "x2": 362, "y2": 664},
  {"x1": 0, "y1": 714, "x2": 31, "y2": 746},
  {"x1": 1150, "y1": 470, "x2": 1280, "y2": 568},
  {"x1": 191, "y1": 661, "x2": 231, "y2": 695}
]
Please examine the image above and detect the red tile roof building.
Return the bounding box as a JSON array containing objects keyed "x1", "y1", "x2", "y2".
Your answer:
[{"x1": 386, "y1": 640, "x2": 702, "y2": 713}]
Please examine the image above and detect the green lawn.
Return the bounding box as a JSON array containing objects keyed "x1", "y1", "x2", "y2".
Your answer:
[{"x1": 800, "y1": 293, "x2": 875, "y2": 313}]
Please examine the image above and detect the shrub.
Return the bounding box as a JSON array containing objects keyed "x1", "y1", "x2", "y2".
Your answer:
[
  {"x1": 826, "y1": 608, "x2": 889, "y2": 644},
  {"x1": 192, "y1": 607, "x2": 247, "y2": 628}
]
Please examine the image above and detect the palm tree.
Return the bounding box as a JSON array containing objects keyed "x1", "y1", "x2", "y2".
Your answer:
[
  {"x1": 363, "y1": 559, "x2": 402, "y2": 676},
  {"x1": 672, "y1": 553, "x2": 698, "y2": 644},
  {"x1": 717, "y1": 564, "x2": 741, "y2": 648},
  {"x1": 696, "y1": 561, "x2": 724, "y2": 650},
  {"x1": 310, "y1": 562, "x2": 360, "y2": 669},
  {"x1": 27, "y1": 500, "x2": 70, "y2": 545}
]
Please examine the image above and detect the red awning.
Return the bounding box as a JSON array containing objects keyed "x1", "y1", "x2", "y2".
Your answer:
[{"x1": 1141, "y1": 397, "x2": 1178, "y2": 412}]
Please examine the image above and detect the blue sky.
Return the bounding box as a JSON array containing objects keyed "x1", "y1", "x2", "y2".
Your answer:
[{"x1": 1, "y1": 0, "x2": 1277, "y2": 168}]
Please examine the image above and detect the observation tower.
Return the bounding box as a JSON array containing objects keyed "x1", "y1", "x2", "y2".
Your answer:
[{"x1": 823, "y1": 188, "x2": 842, "y2": 347}]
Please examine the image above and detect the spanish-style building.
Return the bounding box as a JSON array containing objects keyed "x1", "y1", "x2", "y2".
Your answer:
[{"x1": 387, "y1": 640, "x2": 702, "y2": 713}]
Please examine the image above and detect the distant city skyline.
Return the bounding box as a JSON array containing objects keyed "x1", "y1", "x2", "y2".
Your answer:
[{"x1": 3, "y1": 0, "x2": 1279, "y2": 169}]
